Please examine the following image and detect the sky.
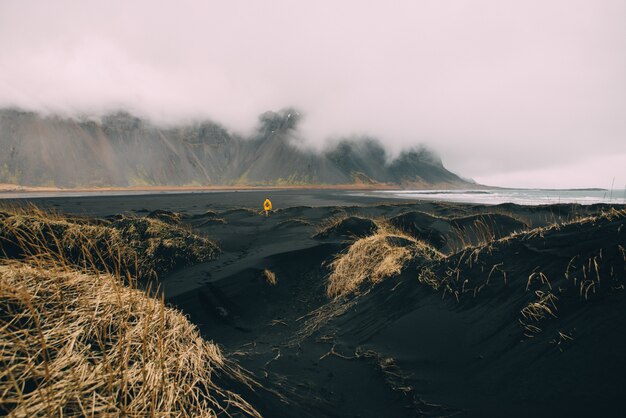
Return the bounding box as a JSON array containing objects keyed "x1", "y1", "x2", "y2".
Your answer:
[{"x1": 0, "y1": 0, "x2": 624, "y2": 189}]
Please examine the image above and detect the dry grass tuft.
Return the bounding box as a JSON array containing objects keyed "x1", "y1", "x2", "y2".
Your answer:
[
  {"x1": 275, "y1": 218, "x2": 311, "y2": 228},
  {"x1": 313, "y1": 214, "x2": 378, "y2": 239},
  {"x1": 448, "y1": 218, "x2": 499, "y2": 253},
  {"x1": 327, "y1": 224, "x2": 442, "y2": 298},
  {"x1": 0, "y1": 207, "x2": 219, "y2": 280},
  {"x1": 313, "y1": 214, "x2": 351, "y2": 238},
  {"x1": 0, "y1": 261, "x2": 261, "y2": 417},
  {"x1": 263, "y1": 268, "x2": 278, "y2": 286},
  {"x1": 0, "y1": 205, "x2": 259, "y2": 416}
]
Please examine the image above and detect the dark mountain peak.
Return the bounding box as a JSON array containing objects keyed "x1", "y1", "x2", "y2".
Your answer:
[
  {"x1": 0, "y1": 107, "x2": 36, "y2": 119},
  {"x1": 0, "y1": 107, "x2": 468, "y2": 187},
  {"x1": 257, "y1": 108, "x2": 301, "y2": 135},
  {"x1": 389, "y1": 146, "x2": 461, "y2": 185},
  {"x1": 101, "y1": 111, "x2": 145, "y2": 134},
  {"x1": 326, "y1": 137, "x2": 388, "y2": 171},
  {"x1": 332, "y1": 137, "x2": 387, "y2": 156},
  {"x1": 394, "y1": 146, "x2": 443, "y2": 167},
  {"x1": 174, "y1": 120, "x2": 232, "y2": 146}
]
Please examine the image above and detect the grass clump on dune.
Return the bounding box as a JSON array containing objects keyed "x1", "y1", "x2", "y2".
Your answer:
[
  {"x1": 0, "y1": 262, "x2": 261, "y2": 417},
  {"x1": 327, "y1": 223, "x2": 442, "y2": 298},
  {"x1": 263, "y1": 268, "x2": 278, "y2": 285},
  {"x1": 314, "y1": 214, "x2": 378, "y2": 239},
  {"x1": 111, "y1": 216, "x2": 219, "y2": 276},
  {"x1": 0, "y1": 207, "x2": 219, "y2": 279},
  {"x1": 0, "y1": 206, "x2": 259, "y2": 417},
  {"x1": 416, "y1": 209, "x2": 626, "y2": 336}
]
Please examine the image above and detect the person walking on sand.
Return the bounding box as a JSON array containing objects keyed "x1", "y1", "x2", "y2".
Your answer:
[{"x1": 263, "y1": 198, "x2": 272, "y2": 217}]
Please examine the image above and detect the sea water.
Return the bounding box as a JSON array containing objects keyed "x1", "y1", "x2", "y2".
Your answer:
[{"x1": 361, "y1": 189, "x2": 626, "y2": 206}]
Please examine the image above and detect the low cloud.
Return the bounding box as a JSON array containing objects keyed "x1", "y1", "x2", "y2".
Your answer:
[{"x1": 0, "y1": 0, "x2": 624, "y2": 187}]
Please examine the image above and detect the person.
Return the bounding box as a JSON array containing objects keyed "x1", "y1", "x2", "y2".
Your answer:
[{"x1": 263, "y1": 198, "x2": 272, "y2": 216}]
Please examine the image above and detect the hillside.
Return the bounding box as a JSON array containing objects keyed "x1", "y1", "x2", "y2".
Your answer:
[{"x1": 0, "y1": 108, "x2": 468, "y2": 188}]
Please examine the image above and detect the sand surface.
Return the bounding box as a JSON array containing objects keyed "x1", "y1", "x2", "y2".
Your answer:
[{"x1": 4, "y1": 190, "x2": 625, "y2": 417}]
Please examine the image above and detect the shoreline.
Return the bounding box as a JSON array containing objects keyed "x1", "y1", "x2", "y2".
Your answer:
[
  {"x1": 0, "y1": 182, "x2": 487, "y2": 198},
  {"x1": 0, "y1": 182, "x2": 608, "y2": 195},
  {"x1": 2, "y1": 184, "x2": 620, "y2": 206}
]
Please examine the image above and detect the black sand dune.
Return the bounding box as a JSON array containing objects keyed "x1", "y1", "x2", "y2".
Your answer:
[
  {"x1": 314, "y1": 216, "x2": 379, "y2": 239},
  {"x1": 1, "y1": 190, "x2": 624, "y2": 417},
  {"x1": 388, "y1": 211, "x2": 528, "y2": 252}
]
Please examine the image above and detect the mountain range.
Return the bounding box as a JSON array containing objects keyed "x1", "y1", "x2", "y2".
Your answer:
[{"x1": 0, "y1": 107, "x2": 468, "y2": 188}]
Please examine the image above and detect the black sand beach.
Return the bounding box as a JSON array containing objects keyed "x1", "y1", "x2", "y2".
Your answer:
[{"x1": 2, "y1": 190, "x2": 625, "y2": 417}]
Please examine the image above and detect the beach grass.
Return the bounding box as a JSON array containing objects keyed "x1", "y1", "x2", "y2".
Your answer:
[
  {"x1": 263, "y1": 268, "x2": 278, "y2": 286},
  {"x1": 327, "y1": 222, "x2": 442, "y2": 298},
  {"x1": 0, "y1": 206, "x2": 219, "y2": 280},
  {"x1": 0, "y1": 205, "x2": 260, "y2": 417}
]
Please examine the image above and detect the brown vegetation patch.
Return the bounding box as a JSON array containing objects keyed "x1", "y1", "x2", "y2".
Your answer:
[
  {"x1": 0, "y1": 207, "x2": 219, "y2": 279},
  {"x1": 263, "y1": 268, "x2": 278, "y2": 286},
  {"x1": 416, "y1": 208, "x2": 626, "y2": 337},
  {"x1": 314, "y1": 215, "x2": 378, "y2": 239},
  {"x1": 0, "y1": 261, "x2": 261, "y2": 417},
  {"x1": 327, "y1": 224, "x2": 442, "y2": 298}
]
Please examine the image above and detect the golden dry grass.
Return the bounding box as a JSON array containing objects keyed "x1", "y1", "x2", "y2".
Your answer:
[
  {"x1": 0, "y1": 205, "x2": 260, "y2": 417},
  {"x1": 447, "y1": 218, "x2": 499, "y2": 253},
  {"x1": 263, "y1": 269, "x2": 277, "y2": 286},
  {"x1": 326, "y1": 223, "x2": 442, "y2": 298},
  {"x1": 0, "y1": 207, "x2": 219, "y2": 280},
  {"x1": 0, "y1": 262, "x2": 261, "y2": 417},
  {"x1": 509, "y1": 207, "x2": 626, "y2": 242},
  {"x1": 313, "y1": 213, "x2": 378, "y2": 239},
  {"x1": 313, "y1": 213, "x2": 350, "y2": 237}
]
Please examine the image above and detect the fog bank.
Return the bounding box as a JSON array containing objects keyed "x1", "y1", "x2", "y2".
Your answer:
[{"x1": 0, "y1": 0, "x2": 624, "y2": 188}]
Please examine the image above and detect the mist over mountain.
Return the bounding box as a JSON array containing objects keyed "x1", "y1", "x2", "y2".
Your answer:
[{"x1": 0, "y1": 107, "x2": 467, "y2": 188}]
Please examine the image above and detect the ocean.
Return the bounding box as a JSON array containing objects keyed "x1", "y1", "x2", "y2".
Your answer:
[{"x1": 358, "y1": 188, "x2": 626, "y2": 205}]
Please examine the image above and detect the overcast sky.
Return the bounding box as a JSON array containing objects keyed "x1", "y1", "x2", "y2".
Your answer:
[{"x1": 1, "y1": 0, "x2": 624, "y2": 188}]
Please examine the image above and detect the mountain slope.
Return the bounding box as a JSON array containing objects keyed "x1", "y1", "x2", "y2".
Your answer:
[{"x1": 0, "y1": 107, "x2": 469, "y2": 188}]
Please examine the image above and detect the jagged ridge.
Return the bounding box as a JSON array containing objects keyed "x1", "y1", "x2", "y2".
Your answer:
[{"x1": 0, "y1": 107, "x2": 468, "y2": 187}]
